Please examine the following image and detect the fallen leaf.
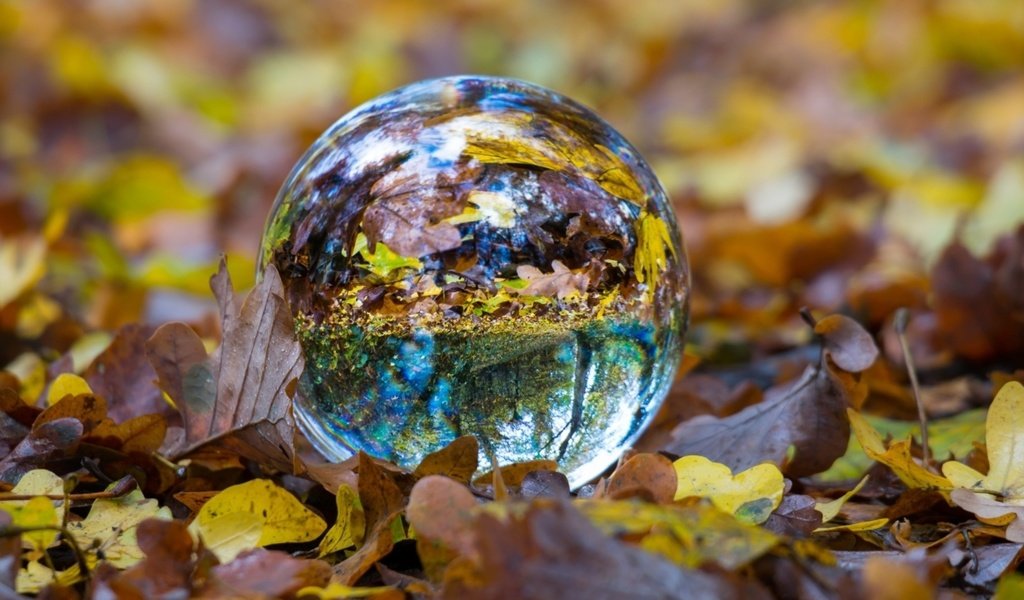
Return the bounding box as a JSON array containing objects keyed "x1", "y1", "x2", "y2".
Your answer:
[
  {"x1": 816, "y1": 476, "x2": 870, "y2": 524},
  {"x1": 472, "y1": 460, "x2": 557, "y2": 487},
  {"x1": 1, "y1": 496, "x2": 58, "y2": 553},
  {"x1": 413, "y1": 436, "x2": 478, "y2": 484},
  {"x1": 90, "y1": 518, "x2": 209, "y2": 599},
  {"x1": 146, "y1": 259, "x2": 304, "y2": 472},
  {"x1": 318, "y1": 484, "x2": 365, "y2": 557},
  {"x1": 0, "y1": 236, "x2": 45, "y2": 309},
  {"x1": 942, "y1": 382, "x2": 1024, "y2": 497},
  {"x1": 763, "y1": 495, "x2": 823, "y2": 537},
  {"x1": 298, "y1": 582, "x2": 403, "y2": 599},
  {"x1": 847, "y1": 409, "x2": 951, "y2": 492},
  {"x1": 406, "y1": 475, "x2": 477, "y2": 556},
  {"x1": 65, "y1": 486, "x2": 172, "y2": 568},
  {"x1": 83, "y1": 323, "x2": 171, "y2": 422},
  {"x1": 190, "y1": 479, "x2": 327, "y2": 558},
  {"x1": 604, "y1": 453, "x2": 677, "y2": 503},
  {"x1": 45, "y1": 373, "x2": 93, "y2": 407},
  {"x1": 578, "y1": 500, "x2": 780, "y2": 570},
  {"x1": 206, "y1": 548, "x2": 331, "y2": 598},
  {"x1": 518, "y1": 470, "x2": 571, "y2": 500},
  {"x1": 514, "y1": 260, "x2": 589, "y2": 299},
  {"x1": 442, "y1": 499, "x2": 761, "y2": 599},
  {"x1": 673, "y1": 455, "x2": 784, "y2": 524},
  {"x1": 0, "y1": 418, "x2": 83, "y2": 484},
  {"x1": 666, "y1": 314, "x2": 878, "y2": 478}
]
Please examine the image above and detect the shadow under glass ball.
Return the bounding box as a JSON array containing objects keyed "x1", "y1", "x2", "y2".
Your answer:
[{"x1": 259, "y1": 76, "x2": 690, "y2": 488}]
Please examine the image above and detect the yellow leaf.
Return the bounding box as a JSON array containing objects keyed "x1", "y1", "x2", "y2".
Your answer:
[
  {"x1": 192, "y1": 511, "x2": 263, "y2": 563},
  {"x1": 847, "y1": 409, "x2": 951, "y2": 492},
  {"x1": 633, "y1": 210, "x2": 677, "y2": 297},
  {"x1": 65, "y1": 487, "x2": 171, "y2": 569},
  {"x1": 941, "y1": 461, "x2": 986, "y2": 491},
  {"x1": 16, "y1": 561, "x2": 81, "y2": 595},
  {"x1": 2, "y1": 496, "x2": 59, "y2": 552},
  {"x1": 4, "y1": 352, "x2": 45, "y2": 403},
  {"x1": 0, "y1": 470, "x2": 66, "y2": 531},
  {"x1": 815, "y1": 475, "x2": 869, "y2": 524},
  {"x1": 297, "y1": 582, "x2": 400, "y2": 599},
  {"x1": 578, "y1": 500, "x2": 778, "y2": 570},
  {"x1": 814, "y1": 518, "x2": 889, "y2": 533},
  {"x1": 318, "y1": 484, "x2": 365, "y2": 557},
  {"x1": 0, "y1": 236, "x2": 45, "y2": 308},
  {"x1": 979, "y1": 381, "x2": 1024, "y2": 497},
  {"x1": 46, "y1": 373, "x2": 93, "y2": 406},
  {"x1": 192, "y1": 479, "x2": 327, "y2": 550},
  {"x1": 672, "y1": 455, "x2": 784, "y2": 525}
]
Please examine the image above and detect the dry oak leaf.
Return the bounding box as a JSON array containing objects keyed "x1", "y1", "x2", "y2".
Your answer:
[
  {"x1": 666, "y1": 313, "x2": 878, "y2": 478},
  {"x1": 514, "y1": 260, "x2": 590, "y2": 299},
  {"x1": 604, "y1": 453, "x2": 678, "y2": 504},
  {"x1": 146, "y1": 258, "x2": 304, "y2": 473},
  {"x1": 847, "y1": 409, "x2": 952, "y2": 493}
]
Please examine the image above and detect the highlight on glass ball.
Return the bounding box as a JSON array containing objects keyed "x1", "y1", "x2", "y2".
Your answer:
[{"x1": 260, "y1": 75, "x2": 690, "y2": 487}]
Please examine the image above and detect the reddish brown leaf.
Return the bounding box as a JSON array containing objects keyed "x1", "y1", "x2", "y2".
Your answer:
[
  {"x1": 441, "y1": 499, "x2": 766, "y2": 599},
  {"x1": 665, "y1": 314, "x2": 878, "y2": 478},
  {"x1": 358, "y1": 451, "x2": 405, "y2": 534},
  {"x1": 206, "y1": 549, "x2": 331, "y2": 598},
  {"x1": 83, "y1": 323, "x2": 173, "y2": 423},
  {"x1": 0, "y1": 510, "x2": 19, "y2": 596},
  {"x1": 331, "y1": 510, "x2": 402, "y2": 586},
  {"x1": 604, "y1": 453, "x2": 677, "y2": 504},
  {"x1": 146, "y1": 259, "x2": 304, "y2": 472},
  {"x1": 0, "y1": 417, "x2": 82, "y2": 484},
  {"x1": 518, "y1": 470, "x2": 570, "y2": 500},
  {"x1": 472, "y1": 460, "x2": 558, "y2": 487},
  {"x1": 763, "y1": 494, "x2": 822, "y2": 537},
  {"x1": 407, "y1": 475, "x2": 478, "y2": 555}
]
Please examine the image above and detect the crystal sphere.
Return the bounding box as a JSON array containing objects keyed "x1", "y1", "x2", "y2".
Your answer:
[{"x1": 259, "y1": 76, "x2": 689, "y2": 487}]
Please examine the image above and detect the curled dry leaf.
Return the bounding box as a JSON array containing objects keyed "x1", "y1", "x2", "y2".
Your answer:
[
  {"x1": 666, "y1": 313, "x2": 879, "y2": 478},
  {"x1": 146, "y1": 259, "x2": 304, "y2": 472},
  {"x1": 407, "y1": 475, "x2": 478, "y2": 556}
]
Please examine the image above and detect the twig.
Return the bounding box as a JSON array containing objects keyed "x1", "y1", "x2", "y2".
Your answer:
[
  {"x1": 894, "y1": 308, "x2": 929, "y2": 465},
  {"x1": 0, "y1": 475, "x2": 136, "y2": 503}
]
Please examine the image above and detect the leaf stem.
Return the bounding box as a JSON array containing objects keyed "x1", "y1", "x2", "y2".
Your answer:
[
  {"x1": 0, "y1": 476, "x2": 136, "y2": 502},
  {"x1": 894, "y1": 308, "x2": 929, "y2": 466}
]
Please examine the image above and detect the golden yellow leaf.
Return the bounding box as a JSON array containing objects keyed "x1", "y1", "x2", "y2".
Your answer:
[
  {"x1": 814, "y1": 518, "x2": 889, "y2": 533},
  {"x1": 318, "y1": 484, "x2": 365, "y2": 557},
  {"x1": 815, "y1": 475, "x2": 869, "y2": 524},
  {"x1": 192, "y1": 479, "x2": 327, "y2": 551},
  {"x1": 297, "y1": 582, "x2": 401, "y2": 599},
  {"x1": 2, "y1": 496, "x2": 59, "y2": 552},
  {"x1": 672, "y1": 455, "x2": 784, "y2": 524},
  {"x1": 192, "y1": 511, "x2": 264, "y2": 563},
  {"x1": 633, "y1": 210, "x2": 677, "y2": 297},
  {"x1": 977, "y1": 381, "x2": 1024, "y2": 497},
  {"x1": 46, "y1": 373, "x2": 93, "y2": 407},
  {"x1": 847, "y1": 409, "x2": 951, "y2": 492},
  {"x1": 16, "y1": 561, "x2": 81, "y2": 595}
]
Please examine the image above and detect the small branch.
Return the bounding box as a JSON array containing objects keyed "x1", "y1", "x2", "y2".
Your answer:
[
  {"x1": 799, "y1": 307, "x2": 818, "y2": 329},
  {"x1": 894, "y1": 308, "x2": 929, "y2": 466},
  {"x1": 0, "y1": 475, "x2": 136, "y2": 503}
]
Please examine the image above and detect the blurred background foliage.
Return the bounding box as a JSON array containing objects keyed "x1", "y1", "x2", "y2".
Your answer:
[{"x1": 1, "y1": 0, "x2": 1023, "y2": 367}]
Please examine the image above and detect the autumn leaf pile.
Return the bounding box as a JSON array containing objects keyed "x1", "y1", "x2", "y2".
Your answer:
[{"x1": 3, "y1": 1, "x2": 1024, "y2": 598}]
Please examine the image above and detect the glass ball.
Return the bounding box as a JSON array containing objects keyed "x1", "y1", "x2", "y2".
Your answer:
[{"x1": 260, "y1": 76, "x2": 689, "y2": 488}]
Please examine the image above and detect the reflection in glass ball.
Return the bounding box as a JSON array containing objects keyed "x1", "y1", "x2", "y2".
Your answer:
[{"x1": 260, "y1": 76, "x2": 689, "y2": 487}]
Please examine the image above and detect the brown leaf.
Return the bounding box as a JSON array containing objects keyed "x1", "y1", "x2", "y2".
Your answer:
[
  {"x1": 604, "y1": 453, "x2": 677, "y2": 503},
  {"x1": 83, "y1": 323, "x2": 173, "y2": 423},
  {"x1": 413, "y1": 436, "x2": 479, "y2": 484},
  {"x1": 0, "y1": 417, "x2": 82, "y2": 484},
  {"x1": 407, "y1": 475, "x2": 478, "y2": 556},
  {"x1": 91, "y1": 518, "x2": 208, "y2": 599},
  {"x1": 146, "y1": 259, "x2": 304, "y2": 472},
  {"x1": 963, "y1": 543, "x2": 1023, "y2": 587},
  {"x1": 88, "y1": 414, "x2": 167, "y2": 455},
  {"x1": 205, "y1": 549, "x2": 331, "y2": 598},
  {"x1": 472, "y1": 460, "x2": 558, "y2": 487},
  {"x1": 331, "y1": 510, "x2": 402, "y2": 586},
  {"x1": 814, "y1": 314, "x2": 879, "y2": 372},
  {"x1": 665, "y1": 314, "x2": 878, "y2": 478},
  {"x1": 358, "y1": 451, "x2": 406, "y2": 534},
  {"x1": 0, "y1": 510, "x2": 19, "y2": 595},
  {"x1": 441, "y1": 499, "x2": 766, "y2": 600},
  {"x1": 514, "y1": 260, "x2": 590, "y2": 299},
  {"x1": 763, "y1": 494, "x2": 822, "y2": 537},
  {"x1": 518, "y1": 471, "x2": 571, "y2": 500},
  {"x1": 35, "y1": 393, "x2": 108, "y2": 433}
]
